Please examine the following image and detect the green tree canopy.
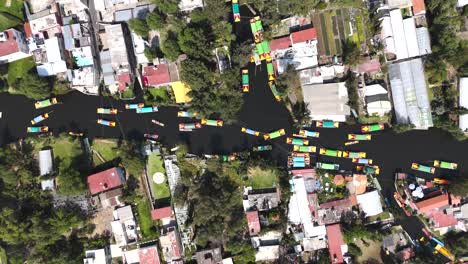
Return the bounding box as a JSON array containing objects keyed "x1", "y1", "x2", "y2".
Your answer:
[
  {"x1": 212, "y1": 21, "x2": 235, "y2": 48},
  {"x1": 161, "y1": 32, "x2": 182, "y2": 61},
  {"x1": 57, "y1": 167, "x2": 86, "y2": 195},
  {"x1": 146, "y1": 11, "x2": 166, "y2": 30},
  {"x1": 128, "y1": 18, "x2": 149, "y2": 37},
  {"x1": 342, "y1": 39, "x2": 361, "y2": 66},
  {"x1": 14, "y1": 73, "x2": 51, "y2": 100},
  {"x1": 153, "y1": 0, "x2": 179, "y2": 14},
  {"x1": 178, "y1": 27, "x2": 212, "y2": 60}
]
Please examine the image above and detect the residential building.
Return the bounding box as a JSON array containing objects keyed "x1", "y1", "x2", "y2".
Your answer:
[
  {"x1": 318, "y1": 195, "x2": 357, "y2": 225},
  {"x1": 114, "y1": 4, "x2": 156, "y2": 22},
  {"x1": 159, "y1": 228, "x2": 183, "y2": 262},
  {"x1": 246, "y1": 210, "x2": 261, "y2": 236},
  {"x1": 195, "y1": 247, "x2": 223, "y2": 264},
  {"x1": 245, "y1": 189, "x2": 280, "y2": 211},
  {"x1": 380, "y1": 9, "x2": 431, "y2": 61},
  {"x1": 459, "y1": 77, "x2": 468, "y2": 132},
  {"x1": 98, "y1": 188, "x2": 123, "y2": 209},
  {"x1": 0, "y1": 29, "x2": 31, "y2": 64},
  {"x1": 100, "y1": 24, "x2": 133, "y2": 93},
  {"x1": 151, "y1": 206, "x2": 173, "y2": 221},
  {"x1": 415, "y1": 194, "x2": 449, "y2": 213},
  {"x1": 138, "y1": 245, "x2": 161, "y2": 264},
  {"x1": 411, "y1": 0, "x2": 426, "y2": 16},
  {"x1": 301, "y1": 225, "x2": 327, "y2": 252},
  {"x1": 357, "y1": 190, "x2": 384, "y2": 217},
  {"x1": 389, "y1": 58, "x2": 433, "y2": 129},
  {"x1": 299, "y1": 65, "x2": 345, "y2": 85},
  {"x1": 349, "y1": 174, "x2": 368, "y2": 195},
  {"x1": 301, "y1": 82, "x2": 350, "y2": 122},
  {"x1": 94, "y1": 0, "x2": 140, "y2": 22},
  {"x1": 83, "y1": 248, "x2": 110, "y2": 264},
  {"x1": 87, "y1": 167, "x2": 126, "y2": 195},
  {"x1": 142, "y1": 64, "x2": 171, "y2": 88},
  {"x1": 326, "y1": 224, "x2": 348, "y2": 264},
  {"x1": 362, "y1": 84, "x2": 392, "y2": 117},
  {"x1": 426, "y1": 210, "x2": 458, "y2": 235},
  {"x1": 111, "y1": 205, "x2": 137, "y2": 247},
  {"x1": 178, "y1": 0, "x2": 204, "y2": 12},
  {"x1": 38, "y1": 149, "x2": 53, "y2": 176},
  {"x1": 272, "y1": 16, "x2": 311, "y2": 38},
  {"x1": 131, "y1": 32, "x2": 149, "y2": 65}
]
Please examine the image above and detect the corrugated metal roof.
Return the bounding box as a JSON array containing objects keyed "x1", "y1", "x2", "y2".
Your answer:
[
  {"x1": 403, "y1": 18, "x2": 419, "y2": 58},
  {"x1": 38, "y1": 149, "x2": 53, "y2": 176},
  {"x1": 416, "y1": 27, "x2": 432, "y2": 56}
]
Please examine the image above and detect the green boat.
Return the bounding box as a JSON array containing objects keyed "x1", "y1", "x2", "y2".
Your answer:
[
  {"x1": 267, "y1": 62, "x2": 275, "y2": 80},
  {"x1": 293, "y1": 146, "x2": 317, "y2": 153},
  {"x1": 433, "y1": 160, "x2": 458, "y2": 170},
  {"x1": 261, "y1": 41, "x2": 270, "y2": 53},
  {"x1": 317, "y1": 162, "x2": 339, "y2": 170},
  {"x1": 268, "y1": 81, "x2": 280, "y2": 101},
  {"x1": 361, "y1": 123, "x2": 385, "y2": 132},
  {"x1": 253, "y1": 145, "x2": 272, "y2": 151},
  {"x1": 255, "y1": 19, "x2": 263, "y2": 32},
  {"x1": 256, "y1": 42, "x2": 264, "y2": 57},
  {"x1": 264, "y1": 128, "x2": 285, "y2": 140},
  {"x1": 320, "y1": 148, "x2": 342, "y2": 157}
]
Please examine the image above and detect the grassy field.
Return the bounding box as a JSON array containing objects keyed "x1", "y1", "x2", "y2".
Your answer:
[
  {"x1": 147, "y1": 153, "x2": 170, "y2": 199},
  {"x1": 0, "y1": 12, "x2": 22, "y2": 31},
  {"x1": 312, "y1": 8, "x2": 367, "y2": 56},
  {"x1": 136, "y1": 196, "x2": 158, "y2": 239},
  {"x1": 30, "y1": 135, "x2": 84, "y2": 170},
  {"x1": 91, "y1": 139, "x2": 120, "y2": 164},
  {"x1": 0, "y1": 0, "x2": 24, "y2": 19},
  {"x1": 7, "y1": 57, "x2": 35, "y2": 88},
  {"x1": 247, "y1": 166, "x2": 278, "y2": 189}
]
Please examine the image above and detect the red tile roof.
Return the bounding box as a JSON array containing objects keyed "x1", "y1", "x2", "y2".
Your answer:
[
  {"x1": 143, "y1": 64, "x2": 171, "y2": 87},
  {"x1": 87, "y1": 167, "x2": 125, "y2": 195},
  {"x1": 139, "y1": 246, "x2": 161, "y2": 264},
  {"x1": 24, "y1": 23, "x2": 32, "y2": 38},
  {"x1": 246, "y1": 210, "x2": 261, "y2": 236},
  {"x1": 291, "y1": 169, "x2": 317, "y2": 179},
  {"x1": 0, "y1": 29, "x2": 20, "y2": 57},
  {"x1": 269, "y1": 36, "x2": 291, "y2": 51},
  {"x1": 412, "y1": 0, "x2": 426, "y2": 16},
  {"x1": 426, "y1": 210, "x2": 458, "y2": 228},
  {"x1": 151, "y1": 207, "x2": 173, "y2": 220},
  {"x1": 320, "y1": 195, "x2": 356, "y2": 209},
  {"x1": 357, "y1": 59, "x2": 381, "y2": 73},
  {"x1": 326, "y1": 224, "x2": 345, "y2": 264},
  {"x1": 117, "y1": 73, "x2": 131, "y2": 91},
  {"x1": 416, "y1": 194, "x2": 449, "y2": 213},
  {"x1": 290, "y1": 28, "x2": 317, "y2": 44}
]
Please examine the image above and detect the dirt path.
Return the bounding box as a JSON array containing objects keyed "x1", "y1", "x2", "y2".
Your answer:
[{"x1": 355, "y1": 239, "x2": 383, "y2": 263}]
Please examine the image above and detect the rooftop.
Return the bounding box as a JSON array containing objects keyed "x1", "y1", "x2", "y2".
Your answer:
[
  {"x1": 426, "y1": 210, "x2": 458, "y2": 228},
  {"x1": 143, "y1": 64, "x2": 171, "y2": 87},
  {"x1": 326, "y1": 224, "x2": 346, "y2": 264},
  {"x1": 83, "y1": 248, "x2": 107, "y2": 264},
  {"x1": 159, "y1": 229, "x2": 182, "y2": 262},
  {"x1": 87, "y1": 167, "x2": 125, "y2": 195},
  {"x1": 246, "y1": 210, "x2": 261, "y2": 236},
  {"x1": 0, "y1": 29, "x2": 20, "y2": 57},
  {"x1": 353, "y1": 174, "x2": 367, "y2": 195},
  {"x1": 412, "y1": 0, "x2": 426, "y2": 16},
  {"x1": 415, "y1": 194, "x2": 449, "y2": 213},
  {"x1": 269, "y1": 36, "x2": 291, "y2": 51},
  {"x1": 38, "y1": 149, "x2": 53, "y2": 176},
  {"x1": 28, "y1": 13, "x2": 60, "y2": 36},
  {"x1": 356, "y1": 58, "x2": 381, "y2": 73},
  {"x1": 195, "y1": 248, "x2": 223, "y2": 264},
  {"x1": 178, "y1": 0, "x2": 204, "y2": 12},
  {"x1": 139, "y1": 245, "x2": 161, "y2": 264},
  {"x1": 171, "y1": 81, "x2": 192, "y2": 103},
  {"x1": 151, "y1": 206, "x2": 173, "y2": 220},
  {"x1": 357, "y1": 190, "x2": 383, "y2": 217},
  {"x1": 301, "y1": 82, "x2": 350, "y2": 122},
  {"x1": 459, "y1": 78, "x2": 468, "y2": 132},
  {"x1": 290, "y1": 28, "x2": 317, "y2": 45}
]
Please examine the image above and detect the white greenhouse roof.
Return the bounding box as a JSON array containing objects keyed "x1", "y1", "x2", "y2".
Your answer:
[{"x1": 403, "y1": 17, "x2": 419, "y2": 58}]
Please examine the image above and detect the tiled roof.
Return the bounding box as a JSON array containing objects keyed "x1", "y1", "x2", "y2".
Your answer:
[
  {"x1": 143, "y1": 64, "x2": 171, "y2": 87},
  {"x1": 117, "y1": 73, "x2": 131, "y2": 91},
  {"x1": 151, "y1": 206, "x2": 173, "y2": 220},
  {"x1": 416, "y1": 194, "x2": 449, "y2": 213},
  {"x1": 412, "y1": 0, "x2": 426, "y2": 15},
  {"x1": 246, "y1": 210, "x2": 261, "y2": 236},
  {"x1": 0, "y1": 29, "x2": 20, "y2": 57},
  {"x1": 326, "y1": 224, "x2": 345, "y2": 264},
  {"x1": 139, "y1": 246, "x2": 161, "y2": 264},
  {"x1": 426, "y1": 210, "x2": 458, "y2": 228},
  {"x1": 87, "y1": 167, "x2": 125, "y2": 195},
  {"x1": 269, "y1": 36, "x2": 291, "y2": 51},
  {"x1": 291, "y1": 28, "x2": 317, "y2": 44}
]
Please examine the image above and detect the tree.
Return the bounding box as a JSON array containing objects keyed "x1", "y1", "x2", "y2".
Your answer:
[
  {"x1": 144, "y1": 47, "x2": 156, "y2": 61},
  {"x1": 146, "y1": 11, "x2": 165, "y2": 30},
  {"x1": 342, "y1": 39, "x2": 361, "y2": 66},
  {"x1": 212, "y1": 21, "x2": 235, "y2": 48},
  {"x1": 392, "y1": 124, "x2": 416, "y2": 133},
  {"x1": 345, "y1": 72, "x2": 359, "y2": 110},
  {"x1": 178, "y1": 27, "x2": 212, "y2": 60},
  {"x1": 14, "y1": 73, "x2": 51, "y2": 99},
  {"x1": 348, "y1": 243, "x2": 363, "y2": 257},
  {"x1": 180, "y1": 59, "x2": 213, "y2": 90},
  {"x1": 161, "y1": 32, "x2": 182, "y2": 61},
  {"x1": 57, "y1": 168, "x2": 86, "y2": 195},
  {"x1": 128, "y1": 19, "x2": 149, "y2": 37},
  {"x1": 291, "y1": 101, "x2": 311, "y2": 128},
  {"x1": 153, "y1": 0, "x2": 179, "y2": 14}
]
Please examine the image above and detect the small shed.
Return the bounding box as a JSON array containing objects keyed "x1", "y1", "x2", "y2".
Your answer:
[{"x1": 38, "y1": 149, "x2": 53, "y2": 176}]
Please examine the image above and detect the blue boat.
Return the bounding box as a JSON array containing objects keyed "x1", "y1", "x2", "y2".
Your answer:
[
  {"x1": 125, "y1": 103, "x2": 144, "y2": 109},
  {"x1": 293, "y1": 161, "x2": 305, "y2": 167},
  {"x1": 293, "y1": 157, "x2": 305, "y2": 162},
  {"x1": 299, "y1": 129, "x2": 320, "y2": 138},
  {"x1": 136, "y1": 106, "x2": 158, "y2": 113},
  {"x1": 31, "y1": 113, "x2": 49, "y2": 124}
]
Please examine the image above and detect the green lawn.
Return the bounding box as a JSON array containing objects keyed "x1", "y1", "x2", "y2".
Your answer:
[
  {"x1": 136, "y1": 196, "x2": 158, "y2": 239},
  {"x1": 367, "y1": 211, "x2": 391, "y2": 222},
  {"x1": 7, "y1": 57, "x2": 35, "y2": 88},
  {"x1": 147, "y1": 153, "x2": 170, "y2": 199},
  {"x1": 144, "y1": 87, "x2": 173, "y2": 106},
  {"x1": 0, "y1": 12, "x2": 22, "y2": 31},
  {"x1": 91, "y1": 139, "x2": 120, "y2": 162},
  {"x1": 121, "y1": 88, "x2": 135, "y2": 99},
  {"x1": 0, "y1": 0, "x2": 24, "y2": 19},
  {"x1": 30, "y1": 135, "x2": 84, "y2": 170},
  {"x1": 247, "y1": 166, "x2": 278, "y2": 189}
]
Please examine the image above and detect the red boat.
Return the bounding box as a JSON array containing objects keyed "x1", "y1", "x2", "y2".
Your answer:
[{"x1": 144, "y1": 134, "x2": 159, "y2": 140}]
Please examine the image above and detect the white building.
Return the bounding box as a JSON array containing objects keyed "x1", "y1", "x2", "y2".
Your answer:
[
  {"x1": 178, "y1": 0, "x2": 204, "y2": 12},
  {"x1": 363, "y1": 84, "x2": 392, "y2": 116},
  {"x1": 83, "y1": 248, "x2": 109, "y2": 264},
  {"x1": 459, "y1": 78, "x2": 468, "y2": 132},
  {"x1": 356, "y1": 191, "x2": 384, "y2": 217},
  {"x1": 34, "y1": 37, "x2": 68, "y2": 76},
  {"x1": 0, "y1": 29, "x2": 30, "y2": 64},
  {"x1": 111, "y1": 206, "x2": 137, "y2": 247},
  {"x1": 301, "y1": 82, "x2": 350, "y2": 122}
]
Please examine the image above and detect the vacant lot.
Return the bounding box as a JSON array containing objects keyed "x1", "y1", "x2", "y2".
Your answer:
[
  {"x1": 247, "y1": 166, "x2": 278, "y2": 189},
  {"x1": 312, "y1": 8, "x2": 367, "y2": 56},
  {"x1": 355, "y1": 239, "x2": 383, "y2": 263}
]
